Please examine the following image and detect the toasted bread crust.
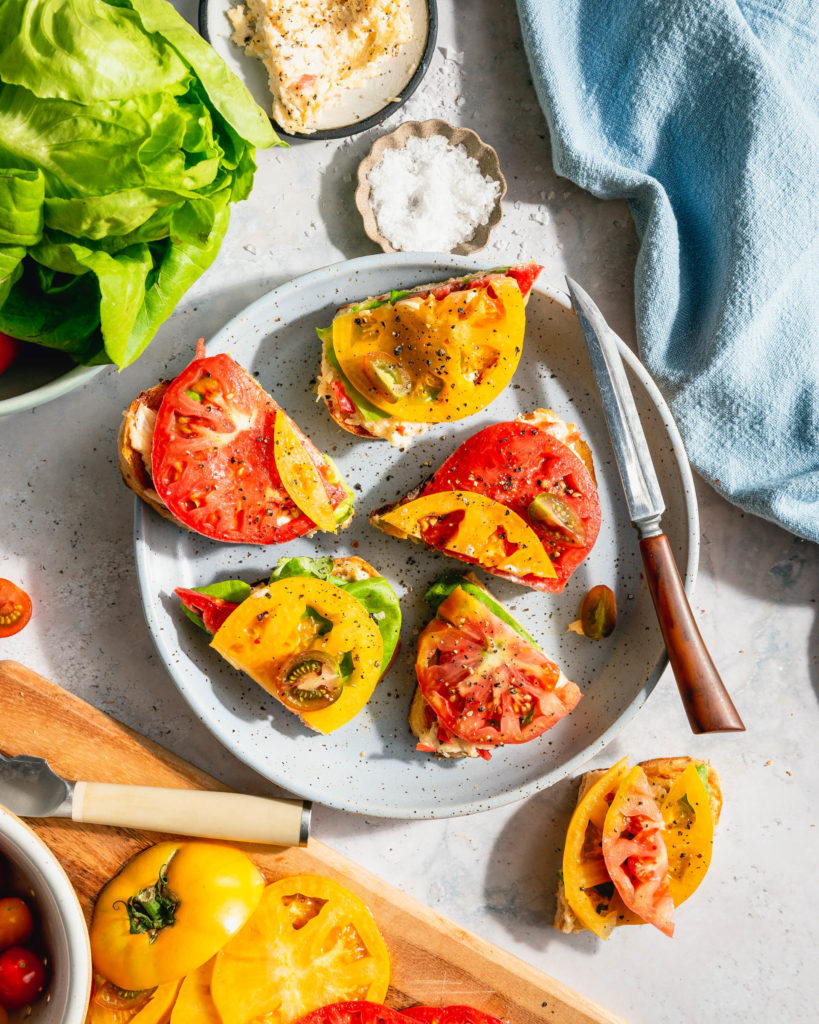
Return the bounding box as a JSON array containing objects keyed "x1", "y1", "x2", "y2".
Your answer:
[
  {"x1": 117, "y1": 382, "x2": 186, "y2": 527},
  {"x1": 554, "y1": 757, "x2": 722, "y2": 934}
]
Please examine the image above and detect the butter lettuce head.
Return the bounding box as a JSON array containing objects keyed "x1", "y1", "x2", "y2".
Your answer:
[{"x1": 0, "y1": 0, "x2": 280, "y2": 369}]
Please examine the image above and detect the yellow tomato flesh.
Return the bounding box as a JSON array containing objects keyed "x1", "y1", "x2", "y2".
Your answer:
[
  {"x1": 660, "y1": 763, "x2": 714, "y2": 906},
  {"x1": 332, "y1": 276, "x2": 525, "y2": 422},
  {"x1": 273, "y1": 412, "x2": 337, "y2": 532},
  {"x1": 210, "y1": 577, "x2": 383, "y2": 733},
  {"x1": 211, "y1": 874, "x2": 390, "y2": 1024},
  {"x1": 170, "y1": 958, "x2": 221, "y2": 1024},
  {"x1": 90, "y1": 842, "x2": 264, "y2": 990},
  {"x1": 374, "y1": 490, "x2": 556, "y2": 580}
]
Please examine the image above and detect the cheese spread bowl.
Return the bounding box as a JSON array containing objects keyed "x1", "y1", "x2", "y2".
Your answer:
[
  {"x1": 0, "y1": 806, "x2": 92, "y2": 1024},
  {"x1": 356, "y1": 120, "x2": 507, "y2": 254},
  {"x1": 199, "y1": 0, "x2": 438, "y2": 138}
]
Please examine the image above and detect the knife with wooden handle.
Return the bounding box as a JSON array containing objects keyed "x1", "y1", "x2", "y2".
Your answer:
[{"x1": 565, "y1": 276, "x2": 744, "y2": 734}]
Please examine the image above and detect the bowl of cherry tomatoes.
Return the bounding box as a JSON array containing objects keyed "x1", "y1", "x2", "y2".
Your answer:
[{"x1": 0, "y1": 808, "x2": 91, "y2": 1023}]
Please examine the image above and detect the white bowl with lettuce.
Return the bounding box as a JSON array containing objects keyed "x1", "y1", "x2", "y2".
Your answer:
[{"x1": 0, "y1": 0, "x2": 279, "y2": 417}]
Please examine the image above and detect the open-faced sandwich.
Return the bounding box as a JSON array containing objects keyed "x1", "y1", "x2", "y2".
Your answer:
[
  {"x1": 410, "y1": 572, "x2": 582, "y2": 760},
  {"x1": 119, "y1": 341, "x2": 353, "y2": 544},
  {"x1": 371, "y1": 409, "x2": 600, "y2": 592},
  {"x1": 176, "y1": 556, "x2": 401, "y2": 734},
  {"x1": 555, "y1": 756, "x2": 722, "y2": 938},
  {"x1": 316, "y1": 264, "x2": 542, "y2": 447}
]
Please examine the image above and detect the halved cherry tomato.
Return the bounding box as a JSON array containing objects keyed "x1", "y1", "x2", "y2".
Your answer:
[
  {"x1": 415, "y1": 587, "x2": 581, "y2": 747},
  {"x1": 0, "y1": 334, "x2": 20, "y2": 376},
  {"x1": 0, "y1": 580, "x2": 32, "y2": 638},
  {"x1": 293, "y1": 1003, "x2": 411, "y2": 1024},
  {"x1": 424, "y1": 420, "x2": 601, "y2": 593},
  {"x1": 0, "y1": 946, "x2": 47, "y2": 1009},
  {"x1": 211, "y1": 876, "x2": 390, "y2": 1024},
  {"x1": 602, "y1": 766, "x2": 675, "y2": 937},
  {"x1": 151, "y1": 341, "x2": 349, "y2": 544},
  {"x1": 0, "y1": 899, "x2": 33, "y2": 950},
  {"x1": 402, "y1": 1007, "x2": 504, "y2": 1024}
]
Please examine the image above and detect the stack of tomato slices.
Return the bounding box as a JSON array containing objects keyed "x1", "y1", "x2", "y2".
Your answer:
[
  {"x1": 294, "y1": 1002, "x2": 504, "y2": 1024},
  {"x1": 150, "y1": 341, "x2": 351, "y2": 544}
]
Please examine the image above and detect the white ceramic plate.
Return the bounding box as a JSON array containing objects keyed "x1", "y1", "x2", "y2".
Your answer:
[
  {"x1": 135, "y1": 253, "x2": 698, "y2": 819},
  {"x1": 199, "y1": 0, "x2": 437, "y2": 139}
]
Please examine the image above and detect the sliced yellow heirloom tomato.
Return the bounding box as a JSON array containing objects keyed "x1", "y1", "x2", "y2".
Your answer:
[
  {"x1": 561, "y1": 757, "x2": 643, "y2": 939},
  {"x1": 333, "y1": 276, "x2": 525, "y2": 422},
  {"x1": 374, "y1": 491, "x2": 556, "y2": 580},
  {"x1": 660, "y1": 763, "x2": 715, "y2": 906},
  {"x1": 211, "y1": 874, "x2": 390, "y2": 1024},
  {"x1": 210, "y1": 577, "x2": 383, "y2": 733},
  {"x1": 90, "y1": 842, "x2": 264, "y2": 990},
  {"x1": 170, "y1": 959, "x2": 221, "y2": 1024},
  {"x1": 87, "y1": 979, "x2": 183, "y2": 1024},
  {"x1": 274, "y1": 412, "x2": 337, "y2": 532}
]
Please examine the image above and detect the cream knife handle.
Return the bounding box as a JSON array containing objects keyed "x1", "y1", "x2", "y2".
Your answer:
[{"x1": 71, "y1": 784, "x2": 310, "y2": 846}]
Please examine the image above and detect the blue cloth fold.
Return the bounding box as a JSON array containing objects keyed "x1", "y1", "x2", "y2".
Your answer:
[{"x1": 517, "y1": 0, "x2": 819, "y2": 542}]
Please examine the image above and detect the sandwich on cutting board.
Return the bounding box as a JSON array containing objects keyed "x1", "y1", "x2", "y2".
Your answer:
[{"x1": 119, "y1": 340, "x2": 353, "y2": 543}]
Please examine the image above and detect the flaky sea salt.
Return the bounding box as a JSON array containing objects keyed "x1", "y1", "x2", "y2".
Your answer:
[{"x1": 367, "y1": 134, "x2": 501, "y2": 252}]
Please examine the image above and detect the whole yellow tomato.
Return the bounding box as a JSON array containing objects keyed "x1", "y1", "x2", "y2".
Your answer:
[{"x1": 90, "y1": 842, "x2": 264, "y2": 990}]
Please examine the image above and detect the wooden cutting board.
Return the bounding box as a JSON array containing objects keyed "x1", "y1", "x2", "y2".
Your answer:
[{"x1": 0, "y1": 661, "x2": 626, "y2": 1024}]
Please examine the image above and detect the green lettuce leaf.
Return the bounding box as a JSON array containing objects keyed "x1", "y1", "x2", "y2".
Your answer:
[{"x1": 270, "y1": 556, "x2": 335, "y2": 582}]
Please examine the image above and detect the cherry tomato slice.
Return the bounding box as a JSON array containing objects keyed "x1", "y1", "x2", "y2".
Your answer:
[
  {"x1": 0, "y1": 580, "x2": 32, "y2": 638},
  {"x1": 0, "y1": 946, "x2": 47, "y2": 1010},
  {"x1": 275, "y1": 651, "x2": 344, "y2": 711},
  {"x1": 0, "y1": 900, "x2": 33, "y2": 951},
  {"x1": 151, "y1": 342, "x2": 348, "y2": 544},
  {"x1": 415, "y1": 587, "x2": 581, "y2": 746},
  {"x1": 424, "y1": 420, "x2": 600, "y2": 593}
]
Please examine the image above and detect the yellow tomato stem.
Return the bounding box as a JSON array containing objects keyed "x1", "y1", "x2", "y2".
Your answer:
[{"x1": 114, "y1": 863, "x2": 180, "y2": 943}]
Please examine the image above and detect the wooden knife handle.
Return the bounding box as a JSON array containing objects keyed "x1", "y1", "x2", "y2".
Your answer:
[
  {"x1": 71, "y1": 783, "x2": 310, "y2": 846},
  {"x1": 639, "y1": 534, "x2": 745, "y2": 734}
]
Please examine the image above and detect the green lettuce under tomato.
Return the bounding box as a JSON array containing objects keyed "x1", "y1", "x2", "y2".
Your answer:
[
  {"x1": 0, "y1": 0, "x2": 280, "y2": 369},
  {"x1": 423, "y1": 571, "x2": 539, "y2": 648},
  {"x1": 182, "y1": 557, "x2": 401, "y2": 674}
]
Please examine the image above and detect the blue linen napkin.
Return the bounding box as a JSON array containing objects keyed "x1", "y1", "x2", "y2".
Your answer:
[{"x1": 516, "y1": 0, "x2": 819, "y2": 543}]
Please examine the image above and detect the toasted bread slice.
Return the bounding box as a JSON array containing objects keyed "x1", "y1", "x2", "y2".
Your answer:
[
  {"x1": 117, "y1": 382, "x2": 185, "y2": 527},
  {"x1": 554, "y1": 757, "x2": 722, "y2": 934}
]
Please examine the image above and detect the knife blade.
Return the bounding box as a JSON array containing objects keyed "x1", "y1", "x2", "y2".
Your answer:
[
  {"x1": 0, "y1": 752, "x2": 310, "y2": 846},
  {"x1": 565, "y1": 276, "x2": 744, "y2": 734}
]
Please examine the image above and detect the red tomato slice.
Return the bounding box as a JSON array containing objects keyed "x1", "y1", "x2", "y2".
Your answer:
[
  {"x1": 151, "y1": 342, "x2": 348, "y2": 544},
  {"x1": 0, "y1": 580, "x2": 32, "y2": 638},
  {"x1": 424, "y1": 263, "x2": 542, "y2": 303},
  {"x1": 293, "y1": 1002, "x2": 413, "y2": 1024},
  {"x1": 415, "y1": 587, "x2": 581, "y2": 746},
  {"x1": 175, "y1": 588, "x2": 239, "y2": 634},
  {"x1": 423, "y1": 421, "x2": 600, "y2": 592},
  {"x1": 0, "y1": 333, "x2": 20, "y2": 376},
  {"x1": 402, "y1": 1008, "x2": 504, "y2": 1024},
  {"x1": 602, "y1": 766, "x2": 675, "y2": 937}
]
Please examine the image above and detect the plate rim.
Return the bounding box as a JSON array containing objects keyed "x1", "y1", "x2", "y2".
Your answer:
[
  {"x1": 134, "y1": 251, "x2": 700, "y2": 818},
  {"x1": 198, "y1": 0, "x2": 439, "y2": 141}
]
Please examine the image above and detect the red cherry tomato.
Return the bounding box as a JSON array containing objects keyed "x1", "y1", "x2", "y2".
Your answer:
[
  {"x1": 0, "y1": 900, "x2": 33, "y2": 951},
  {"x1": 0, "y1": 580, "x2": 32, "y2": 638},
  {"x1": 0, "y1": 946, "x2": 47, "y2": 1010},
  {"x1": 0, "y1": 334, "x2": 20, "y2": 376}
]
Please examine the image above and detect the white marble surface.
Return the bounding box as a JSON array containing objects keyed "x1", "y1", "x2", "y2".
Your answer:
[{"x1": 2, "y1": 2, "x2": 818, "y2": 1021}]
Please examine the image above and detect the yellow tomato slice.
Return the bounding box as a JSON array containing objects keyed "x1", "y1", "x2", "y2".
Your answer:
[
  {"x1": 211, "y1": 875, "x2": 390, "y2": 1024},
  {"x1": 332, "y1": 276, "x2": 525, "y2": 422},
  {"x1": 274, "y1": 411, "x2": 337, "y2": 532},
  {"x1": 660, "y1": 763, "x2": 715, "y2": 906},
  {"x1": 170, "y1": 959, "x2": 220, "y2": 1024},
  {"x1": 90, "y1": 842, "x2": 264, "y2": 991},
  {"x1": 373, "y1": 491, "x2": 556, "y2": 580},
  {"x1": 561, "y1": 757, "x2": 643, "y2": 939},
  {"x1": 210, "y1": 577, "x2": 383, "y2": 733}
]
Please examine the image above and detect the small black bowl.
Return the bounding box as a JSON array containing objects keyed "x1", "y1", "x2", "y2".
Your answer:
[{"x1": 198, "y1": 0, "x2": 438, "y2": 141}]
